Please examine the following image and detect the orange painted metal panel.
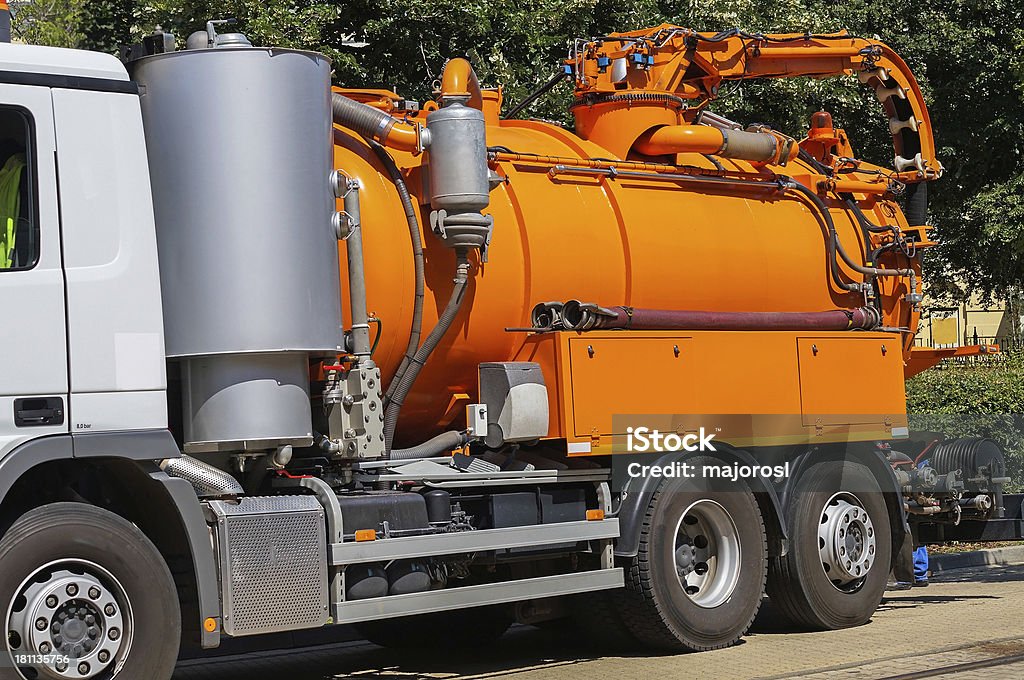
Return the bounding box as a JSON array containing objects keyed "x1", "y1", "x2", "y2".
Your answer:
[
  {"x1": 511, "y1": 330, "x2": 906, "y2": 455},
  {"x1": 568, "y1": 336, "x2": 692, "y2": 437},
  {"x1": 796, "y1": 337, "x2": 906, "y2": 426}
]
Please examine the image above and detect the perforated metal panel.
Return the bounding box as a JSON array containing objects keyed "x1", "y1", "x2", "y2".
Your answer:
[{"x1": 209, "y1": 496, "x2": 328, "y2": 636}]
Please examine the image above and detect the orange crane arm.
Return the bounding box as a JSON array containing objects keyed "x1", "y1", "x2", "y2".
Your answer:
[{"x1": 569, "y1": 25, "x2": 942, "y2": 181}]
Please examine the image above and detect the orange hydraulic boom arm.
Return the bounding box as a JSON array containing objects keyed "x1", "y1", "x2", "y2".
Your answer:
[{"x1": 567, "y1": 25, "x2": 942, "y2": 182}]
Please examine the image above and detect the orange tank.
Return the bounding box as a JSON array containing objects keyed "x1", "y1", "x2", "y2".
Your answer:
[
  {"x1": 332, "y1": 92, "x2": 920, "y2": 442},
  {"x1": 329, "y1": 27, "x2": 939, "y2": 443}
]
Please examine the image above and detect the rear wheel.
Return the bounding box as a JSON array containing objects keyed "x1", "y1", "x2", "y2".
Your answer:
[
  {"x1": 614, "y1": 462, "x2": 767, "y2": 651},
  {"x1": 767, "y1": 460, "x2": 892, "y2": 630},
  {"x1": 2, "y1": 503, "x2": 180, "y2": 680}
]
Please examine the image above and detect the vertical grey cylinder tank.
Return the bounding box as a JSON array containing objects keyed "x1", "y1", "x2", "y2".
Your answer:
[{"x1": 132, "y1": 45, "x2": 342, "y2": 453}]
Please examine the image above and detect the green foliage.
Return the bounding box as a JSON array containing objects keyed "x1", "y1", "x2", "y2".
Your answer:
[
  {"x1": 11, "y1": 0, "x2": 86, "y2": 48},
  {"x1": 907, "y1": 357, "x2": 1024, "y2": 491}
]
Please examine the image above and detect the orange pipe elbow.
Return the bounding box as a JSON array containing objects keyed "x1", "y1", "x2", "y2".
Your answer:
[
  {"x1": 634, "y1": 125, "x2": 726, "y2": 156},
  {"x1": 635, "y1": 125, "x2": 789, "y2": 164},
  {"x1": 439, "y1": 58, "x2": 483, "y2": 109},
  {"x1": 380, "y1": 123, "x2": 420, "y2": 153},
  {"x1": 331, "y1": 92, "x2": 423, "y2": 153}
]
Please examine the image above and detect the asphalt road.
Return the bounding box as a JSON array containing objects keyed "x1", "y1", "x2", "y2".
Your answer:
[{"x1": 174, "y1": 563, "x2": 1024, "y2": 680}]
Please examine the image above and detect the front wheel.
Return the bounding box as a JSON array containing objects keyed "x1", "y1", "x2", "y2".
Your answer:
[
  {"x1": 767, "y1": 460, "x2": 892, "y2": 630},
  {"x1": 2, "y1": 503, "x2": 180, "y2": 680}
]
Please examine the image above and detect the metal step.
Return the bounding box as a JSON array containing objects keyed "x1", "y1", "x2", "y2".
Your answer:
[
  {"x1": 332, "y1": 568, "x2": 624, "y2": 623},
  {"x1": 329, "y1": 518, "x2": 619, "y2": 564}
]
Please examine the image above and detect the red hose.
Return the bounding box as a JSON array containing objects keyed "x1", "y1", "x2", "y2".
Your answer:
[{"x1": 561, "y1": 302, "x2": 881, "y2": 332}]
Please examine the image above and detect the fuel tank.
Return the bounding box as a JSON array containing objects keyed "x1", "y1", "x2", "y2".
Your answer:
[{"x1": 332, "y1": 91, "x2": 917, "y2": 442}]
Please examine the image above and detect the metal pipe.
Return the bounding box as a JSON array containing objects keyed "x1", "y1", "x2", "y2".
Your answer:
[
  {"x1": 490, "y1": 149, "x2": 765, "y2": 178},
  {"x1": 560, "y1": 302, "x2": 881, "y2": 332},
  {"x1": 384, "y1": 254, "x2": 472, "y2": 453},
  {"x1": 959, "y1": 495, "x2": 992, "y2": 512},
  {"x1": 905, "y1": 501, "x2": 943, "y2": 515},
  {"x1": 331, "y1": 93, "x2": 424, "y2": 153},
  {"x1": 634, "y1": 125, "x2": 730, "y2": 156},
  {"x1": 818, "y1": 178, "x2": 890, "y2": 194},
  {"x1": 531, "y1": 301, "x2": 564, "y2": 329},
  {"x1": 548, "y1": 164, "x2": 787, "y2": 193},
  {"x1": 160, "y1": 455, "x2": 244, "y2": 498},
  {"x1": 439, "y1": 58, "x2": 483, "y2": 109},
  {"x1": 634, "y1": 125, "x2": 781, "y2": 163},
  {"x1": 390, "y1": 430, "x2": 469, "y2": 461},
  {"x1": 338, "y1": 174, "x2": 372, "y2": 358},
  {"x1": 696, "y1": 110, "x2": 744, "y2": 131}
]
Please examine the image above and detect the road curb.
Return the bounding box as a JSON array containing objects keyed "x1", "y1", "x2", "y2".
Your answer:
[{"x1": 930, "y1": 545, "x2": 1024, "y2": 572}]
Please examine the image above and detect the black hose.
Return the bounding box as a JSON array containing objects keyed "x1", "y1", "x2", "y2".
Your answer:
[
  {"x1": 390, "y1": 430, "x2": 469, "y2": 460},
  {"x1": 368, "y1": 317, "x2": 382, "y2": 356},
  {"x1": 383, "y1": 254, "x2": 472, "y2": 453},
  {"x1": 797, "y1": 147, "x2": 832, "y2": 176},
  {"x1": 506, "y1": 70, "x2": 569, "y2": 119},
  {"x1": 368, "y1": 142, "x2": 426, "y2": 406},
  {"x1": 782, "y1": 179, "x2": 864, "y2": 293},
  {"x1": 702, "y1": 154, "x2": 726, "y2": 171}
]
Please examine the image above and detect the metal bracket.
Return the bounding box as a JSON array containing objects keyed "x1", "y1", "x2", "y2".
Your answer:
[{"x1": 272, "y1": 475, "x2": 346, "y2": 616}]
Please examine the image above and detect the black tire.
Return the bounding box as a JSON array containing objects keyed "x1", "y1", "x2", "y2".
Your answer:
[
  {"x1": 1, "y1": 503, "x2": 180, "y2": 680},
  {"x1": 354, "y1": 605, "x2": 512, "y2": 649},
  {"x1": 613, "y1": 461, "x2": 767, "y2": 652},
  {"x1": 767, "y1": 460, "x2": 892, "y2": 630}
]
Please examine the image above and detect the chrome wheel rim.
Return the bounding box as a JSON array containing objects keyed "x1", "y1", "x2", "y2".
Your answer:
[
  {"x1": 6, "y1": 559, "x2": 134, "y2": 679},
  {"x1": 673, "y1": 499, "x2": 742, "y2": 608},
  {"x1": 818, "y1": 492, "x2": 876, "y2": 592}
]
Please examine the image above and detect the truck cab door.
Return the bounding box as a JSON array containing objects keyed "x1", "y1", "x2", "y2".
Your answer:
[{"x1": 0, "y1": 84, "x2": 69, "y2": 457}]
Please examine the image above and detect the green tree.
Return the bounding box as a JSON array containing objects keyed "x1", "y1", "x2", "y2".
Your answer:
[{"x1": 11, "y1": 0, "x2": 85, "y2": 47}]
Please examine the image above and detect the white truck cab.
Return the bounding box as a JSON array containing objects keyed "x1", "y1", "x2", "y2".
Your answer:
[{"x1": 0, "y1": 44, "x2": 167, "y2": 462}]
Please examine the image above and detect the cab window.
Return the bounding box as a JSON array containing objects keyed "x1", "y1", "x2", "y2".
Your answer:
[{"x1": 0, "y1": 107, "x2": 37, "y2": 271}]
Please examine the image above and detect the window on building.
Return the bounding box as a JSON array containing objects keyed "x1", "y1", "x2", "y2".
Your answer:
[{"x1": 0, "y1": 108, "x2": 37, "y2": 271}]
